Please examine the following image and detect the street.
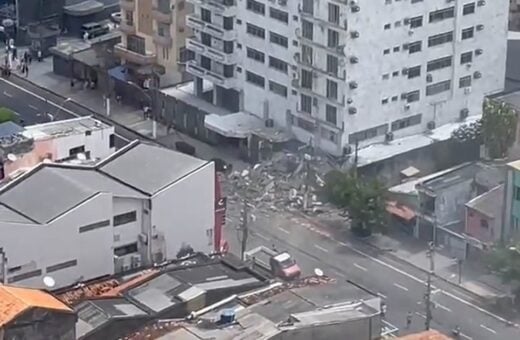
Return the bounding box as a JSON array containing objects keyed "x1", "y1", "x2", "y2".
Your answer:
[
  {"x1": 0, "y1": 75, "x2": 135, "y2": 148},
  {"x1": 224, "y1": 209, "x2": 520, "y2": 339}
]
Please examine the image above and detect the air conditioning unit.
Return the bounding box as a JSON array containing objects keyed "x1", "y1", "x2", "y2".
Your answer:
[
  {"x1": 460, "y1": 108, "x2": 469, "y2": 120},
  {"x1": 403, "y1": 18, "x2": 410, "y2": 25},
  {"x1": 349, "y1": 56, "x2": 359, "y2": 64},
  {"x1": 138, "y1": 233, "x2": 148, "y2": 244},
  {"x1": 475, "y1": 48, "x2": 483, "y2": 55},
  {"x1": 408, "y1": 30, "x2": 414, "y2": 36},
  {"x1": 476, "y1": 24, "x2": 484, "y2": 31},
  {"x1": 402, "y1": 68, "x2": 409, "y2": 75},
  {"x1": 401, "y1": 93, "x2": 408, "y2": 100},
  {"x1": 349, "y1": 81, "x2": 358, "y2": 89},
  {"x1": 351, "y1": 5, "x2": 360, "y2": 13},
  {"x1": 427, "y1": 121, "x2": 436, "y2": 130},
  {"x1": 291, "y1": 79, "x2": 299, "y2": 87},
  {"x1": 464, "y1": 87, "x2": 472, "y2": 95},
  {"x1": 312, "y1": 97, "x2": 318, "y2": 106},
  {"x1": 477, "y1": 0, "x2": 486, "y2": 6},
  {"x1": 473, "y1": 71, "x2": 482, "y2": 79},
  {"x1": 130, "y1": 254, "x2": 142, "y2": 269},
  {"x1": 343, "y1": 145, "x2": 352, "y2": 155},
  {"x1": 426, "y1": 73, "x2": 433, "y2": 83},
  {"x1": 294, "y1": 52, "x2": 300, "y2": 62},
  {"x1": 402, "y1": 43, "x2": 409, "y2": 50},
  {"x1": 385, "y1": 132, "x2": 394, "y2": 142},
  {"x1": 347, "y1": 97, "x2": 354, "y2": 104},
  {"x1": 265, "y1": 119, "x2": 274, "y2": 127},
  {"x1": 404, "y1": 104, "x2": 410, "y2": 111},
  {"x1": 350, "y1": 31, "x2": 360, "y2": 38},
  {"x1": 348, "y1": 107, "x2": 357, "y2": 115},
  {"x1": 278, "y1": 0, "x2": 287, "y2": 6},
  {"x1": 336, "y1": 45, "x2": 345, "y2": 55}
]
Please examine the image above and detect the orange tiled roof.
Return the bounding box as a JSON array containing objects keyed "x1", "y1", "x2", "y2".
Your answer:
[
  {"x1": 0, "y1": 284, "x2": 73, "y2": 327},
  {"x1": 397, "y1": 330, "x2": 453, "y2": 340}
]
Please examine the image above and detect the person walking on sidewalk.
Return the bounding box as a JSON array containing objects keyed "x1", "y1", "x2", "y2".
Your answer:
[
  {"x1": 406, "y1": 311, "x2": 413, "y2": 329},
  {"x1": 37, "y1": 49, "x2": 42, "y2": 62}
]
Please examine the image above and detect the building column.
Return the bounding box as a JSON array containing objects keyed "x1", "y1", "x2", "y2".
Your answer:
[{"x1": 195, "y1": 77, "x2": 204, "y2": 97}]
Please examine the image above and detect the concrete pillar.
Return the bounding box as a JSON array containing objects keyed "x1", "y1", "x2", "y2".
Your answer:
[{"x1": 195, "y1": 77, "x2": 204, "y2": 97}]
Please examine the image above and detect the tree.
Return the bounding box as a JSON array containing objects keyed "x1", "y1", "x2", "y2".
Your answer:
[
  {"x1": 323, "y1": 171, "x2": 387, "y2": 237},
  {"x1": 0, "y1": 107, "x2": 14, "y2": 124},
  {"x1": 452, "y1": 99, "x2": 517, "y2": 158},
  {"x1": 488, "y1": 245, "x2": 520, "y2": 284}
]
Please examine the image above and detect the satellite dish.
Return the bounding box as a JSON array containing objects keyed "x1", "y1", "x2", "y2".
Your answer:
[
  {"x1": 314, "y1": 268, "x2": 324, "y2": 277},
  {"x1": 42, "y1": 158, "x2": 51, "y2": 163},
  {"x1": 43, "y1": 276, "x2": 56, "y2": 288},
  {"x1": 6, "y1": 153, "x2": 17, "y2": 162},
  {"x1": 76, "y1": 153, "x2": 86, "y2": 161}
]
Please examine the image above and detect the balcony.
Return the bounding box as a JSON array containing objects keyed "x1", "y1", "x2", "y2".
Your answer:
[
  {"x1": 186, "y1": 0, "x2": 237, "y2": 16},
  {"x1": 186, "y1": 14, "x2": 236, "y2": 41},
  {"x1": 186, "y1": 60, "x2": 237, "y2": 89},
  {"x1": 114, "y1": 44, "x2": 157, "y2": 65},
  {"x1": 152, "y1": 7, "x2": 172, "y2": 24},
  {"x1": 153, "y1": 33, "x2": 173, "y2": 47},
  {"x1": 186, "y1": 38, "x2": 236, "y2": 65},
  {"x1": 120, "y1": 0, "x2": 134, "y2": 11},
  {"x1": 119, "y1": 20, "x2": 136, "y2": 34}
]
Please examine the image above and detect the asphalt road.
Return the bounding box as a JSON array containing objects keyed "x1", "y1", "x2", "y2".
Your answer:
[
  {"x1": 0, "y1": 75, "x2": 141, "y2": 148},
  {"x1": 224, "y1": 211, "x2": 520, "y2": 339}
]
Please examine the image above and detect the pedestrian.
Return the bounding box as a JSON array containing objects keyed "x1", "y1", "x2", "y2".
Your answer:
[
  {"x1": 37, "y1": 49, "x2": 42, "y2": 62},
  {"x1": 27, "y1": 52, "x2": 32, "y2": 64},
  {"x1": 406, "y1": 311, "x2": 413, "y2": 329},
  {"x1": 23, "y1": 51, "x2": 28, "y2": 64},
  {"x1": 380, "y1": 301, "x2": 387, "y2": 317}
]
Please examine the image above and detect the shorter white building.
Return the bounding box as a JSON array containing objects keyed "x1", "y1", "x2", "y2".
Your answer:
[
  {"x1": 1, "y1": 116, "x2": 115, "y2": 180},
  {"x1": 0, "y1": 141, "x2": 215, "y2": 289}
]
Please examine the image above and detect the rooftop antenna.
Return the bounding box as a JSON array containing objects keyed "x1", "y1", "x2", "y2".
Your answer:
[{"x1": 43, "y1": 276, "x2": 56, "y2": 289}]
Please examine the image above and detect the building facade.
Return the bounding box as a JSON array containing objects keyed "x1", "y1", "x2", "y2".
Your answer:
[
  {"x1": 116, "y1": 0, "x2": 191, "y2": 88},
  {"x1": 502, "y1": 160, "x2": 520, "y2": 243},
  {"x1": 185, "y1": 0, "x2": 508, "y2": 156},
  {"x1": 0, "y1": 141, "x2": 216, "y2": 289}
]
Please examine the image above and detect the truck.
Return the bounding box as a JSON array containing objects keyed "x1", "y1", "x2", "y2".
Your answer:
[{"x1": 245, "y1": 246, "x2": 301, "y2": 280}]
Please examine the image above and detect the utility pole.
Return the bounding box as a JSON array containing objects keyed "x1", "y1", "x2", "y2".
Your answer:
[
  {"x1": 239, "y1": 199, "x2": 249, "y2": 261},
  {"x1": 425, "y1": 241, "x2": 435, "y2": 330},
  {"x1": 0, "y1": 248, "x2": 7, "y2": 284}
]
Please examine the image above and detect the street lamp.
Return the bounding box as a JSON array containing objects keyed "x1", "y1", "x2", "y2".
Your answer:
[{"x1": 53, "y1": 97, "x2": 72, "y2": 120}]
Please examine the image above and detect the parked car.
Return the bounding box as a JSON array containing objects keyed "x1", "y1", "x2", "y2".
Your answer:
[
  {"x1": 175, "y1": 141, "x2": 196, "y2": 156},
  {"x1": 211, "y1": 158, "x2": 232, "y2": 173},
  {"x1": 110, "y1": 12, "x2": 122, "y2": 24},
  {"x1": 81, "y1": 22, "x2": 109, "y2": 39}
]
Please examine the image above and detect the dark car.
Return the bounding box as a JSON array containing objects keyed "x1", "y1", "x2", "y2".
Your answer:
[
  {"x1": 175, "y1": 141, "x2": 196, "y2": 156},
  {"x1": 211, "y1": 158, "x2": 232, "y2": 173}
]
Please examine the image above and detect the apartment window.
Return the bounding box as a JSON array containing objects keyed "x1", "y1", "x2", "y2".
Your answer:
[
  {"x1": 113, "y1": 211, "x2": 137, "y2": 227},
  {"x1": 461, "y1": 27, "x2": 474, "y2": 40},
  {"x1": 391, "y1": 114, "x2": 422, "y2": 131},
  {"x1": 408, "y1": 41, "x2": 422, "y2": 54},
  {"x1": 459, "y1": 75, "x2": 472, "y2": 88},
  {"x1": 269, "y1": 81, "x2": 288, "y2": 97},
  {"x1": 302, "y1": 0, "x2": 313, "y2": 15},
  {"x1": 125, "y1": 11, "x2": 133, "y2": 26},
  {"x1": 481, "y1": 219, "x2": 489, "y2": 229},
  {"x1": 246, "y1": 0, "x2": 265, "y2": 15},
  {"x1": 383, "y1": 49, "x2": 390, "y2": 55},
  {"x1": 297, "y1": 118, "x2": 315, "y2": 131},
  {"x1": 180, "y1": 48, "x2": 194, "y2": 62},
  {"x1": 200, "y1": 55, "x2": 211, "y2": 70},
  {"x1": 157, "y1": 0, "x2": 170, "y2": 12},
  {"x1": 408, "y1": 65, "x2": 421, "y2": 79},
  {"x1": 201, "y1": 32, "x2": 211, "y2": 46},
  {"x1": 301, "y1": 94, "x2": 312, "y2": 113},
  {"x1": 114, "y1": 243, "x2": 138, "y2": 257},
  {"x1": 326, "y1": 54, "x2": 338, "y2": 76},
  {"x1": 429, "y1": 7, "x2": 454, "y2": 23},
  {"x1": 223, "y1": 64, "x2": 234, "y2": 78},
  {"x1": 515, "y1": 186, "x2": 520, "y2": 200},
  {"x1": 270, "y1": 32, "x2": 288, "y2": 47},
  {"x1": 321, "y1": 129, "x2": 338, "y2": 144},
  {"x1": 326, "y1": 79, "x2": 338, "y2": 100},
  {"x1": 8, "y1": 269, "x2": 42, "y2": 283},
  {"x1": 407, "y1": 90, "x2": 420, "y2": 103},
  {"x1": 69, "y1": 145, "x2": 85, "y2": 157},
  {"x1": 162, "y1": 47, "x2": 169, "y2": 60},
  {"x1": 46, "y1": 260, "x2": 77, "y2": 273},
  {"x1": 223, "y1": 16, "x2": 234, "y2": 30},
  {"x1": 348, "y1": 124, "x2": 388, "y2": 143},
  {"x1": 302, "y1": 20, "x2": 313, "y2": 40},
  {"x1": 270, "y1": 7, "x2": 288, "y2": 23},
  {"x1": 428, "y1": 31, "x2": 453, "y2": 47},
  {"x1": 127, "y1": 35, "x2": 145, "y2": 54},
  {"x1": 426, "y1": 56, "x2": 452, "y2": 72},
  {"x1": 301, "y1": 69, "x2": 313, "y2": 89},
  {"x1": 247, "y1": 23, "x2": 265, "y2": 39},
  {"x1": 201, "y1": 8, "x2": 211, "y2": 23},
  {"x1": 157, "y1": 23, "x2": 170, "y2": 37},
  {"x1": 79, "y1": 219, "x2": 110, "y2": 233},
  {"x1": 460, "y1": 51, "x2": 473, "y2": 64},
  {"x1": 325, "y1": 105, "x2": 337, "y2": 125},
  {"x1": 246, "y1": 71, "x2": 265, "y2": 87},
  {"x1": 328, "y1": 3, "x2": 340, "y2": 24},
  {"x1": 223, "y1": 41, "x2": 234, "y2": 54},
  {"x1": 384, "y1": 23, "x2": 391, "y2": 30},
  {"x1": 327, "y1": 29, "x2": 339, "y2": 47},
  {"x1": 109, "y1": 134, "x2": 115, "y2": 148},
  {"x1": 463, "y1": 3, "x2": 475, "y2": 15},
  {"x1": 426, "y1": 80, "x2": 451, "y2": 96},
  {"x1": 269, "y1": 56, "x2": 288, "y2": 73},
  {"x1": 410, "y1": 16, "x2": 423, "y2": 28},
  {"x1": 247, "y1": 47, "x2": 265, "y2": 63},
  {"x1": 302, "y1": 45, "x2": 313, "y2": 64}
]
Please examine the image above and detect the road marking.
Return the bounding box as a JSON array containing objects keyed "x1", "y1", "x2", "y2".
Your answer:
[
  {"x1": 460, "y1": 333, "x2": 473, "y2": 340},
  {"x1": 393, "y1": 283, "x2": 409, "y2": 292},
  {"x1": 28, "y1": 104, "x2": 38, "y2": 110},
  {"x1": 353, "y1": 263, "x2": 367, "y2": 271},
  {"x1": 0, "y1": 78, "x2": 130, "y2": 142},
  {"x1": 479, "y1": 324, "x2": 497, "y2": 334},
  {"x1": 331, "y1": 269, "x2": 345, "y2": 278},
  {"x1": 377, "y1": 292, "x2": 387, "y2": 299},
  {"x1": 253, "y1": 232, "x2": 269, "y2": 241},
  {"x1": 432, "y1": 288, "x2": 441, "y2": 295},
  {"x1": 415, "y1": 312, "x2": 426, "y2": 319},
  {"x1": 277, "y1": 227, "x2": 290, "y2": 234},
  {"x1": 3, "y1": 91, "x2": 12, "y2": 97},
  {"x1": 314, "y1": 244, "x2": 329, "y2": 253},
  {"x1": 435, "y1": 303, "x2": 452, "y2": 313}
]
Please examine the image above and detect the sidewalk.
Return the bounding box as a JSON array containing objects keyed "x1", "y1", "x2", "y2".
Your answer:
[{"x1": 3, "y1": 47, "x2": 249, "y2": 171}]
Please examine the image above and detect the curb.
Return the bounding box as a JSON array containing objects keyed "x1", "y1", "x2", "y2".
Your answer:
[{"x1": 4, "y1": 71, "x2": 169, "y2": 148}]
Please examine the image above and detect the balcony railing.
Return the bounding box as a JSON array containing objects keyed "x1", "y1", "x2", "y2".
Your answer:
[
  {"x1": 186, "y1": 0, "x2": 237, "y2": 16},
  {"x1": 152, "y1": 7, "x2": 172, "y2": 24},
  {"x1": 186, "y1": 60, "x2": 237, "y2": 89},
  {"x1": 186, "y1": 38, "x2": 236, "y2": 65},
  {"x1": 153, "y1": 33, "x2": 173, "y2": 47},
  {"x1": 119, "y1": 20, "x2": 136, "y2": 34},
  {"x1": 114, "y1": 44, "x2": 157, "y2": 65},
  {"x1": 186, "y1": 14, "x2": 236, "y2": 40},
  {"x1": 120, "y1": 0, "x2": 135, "y2": 11}
]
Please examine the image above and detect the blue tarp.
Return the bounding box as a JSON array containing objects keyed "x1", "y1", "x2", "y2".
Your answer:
[{"x1": 108, "y1": 65, "x2": 129, "y2": 82}]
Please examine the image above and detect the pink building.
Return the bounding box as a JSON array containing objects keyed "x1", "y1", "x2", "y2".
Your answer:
[{"x1": 465, "y1": 185, "x2": 504, "y2": 247}]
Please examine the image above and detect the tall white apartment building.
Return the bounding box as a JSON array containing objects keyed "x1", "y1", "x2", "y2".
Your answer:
[{"x1": 186, "y1": 0, "x2": 508, "y2": 156}]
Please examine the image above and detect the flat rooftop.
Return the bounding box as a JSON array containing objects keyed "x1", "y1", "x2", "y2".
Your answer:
[{"x1": 23, "y1": 116, "x2": 112, "y2": 140}]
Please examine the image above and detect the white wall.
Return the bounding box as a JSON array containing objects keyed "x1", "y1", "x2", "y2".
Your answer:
[
  {"x1": 0, "y1": 193, "x2": 114, "y2": 289},
  {"x1": 151, "y1": 162, "x2": 215, "y2": 260},
  {"x1": 52, "y1": 125, "x2": 115, "y2": 161},
  {"x1": 112, "y1": 197, "x2": 147, "y2": 249}
]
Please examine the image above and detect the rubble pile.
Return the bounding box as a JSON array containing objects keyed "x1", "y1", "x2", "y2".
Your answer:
[{"x1": 224, "y1": 151, "x2": 340, "y2": 217}]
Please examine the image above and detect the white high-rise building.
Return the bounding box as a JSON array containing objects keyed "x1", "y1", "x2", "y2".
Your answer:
[{"x1": 186, "y1": 0, "x2": 508, "y2": 156}]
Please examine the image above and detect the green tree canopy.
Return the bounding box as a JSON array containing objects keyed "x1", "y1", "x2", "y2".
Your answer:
[
  {"x1": 488, "y1": 245, "x2": 520, "y2": 284},
  {"x1": 323, "y1": 171, "x2": 387, "y2": 237},
  {"x1": 0, "y1": 107, "x2": 15, "y2": 124}
]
